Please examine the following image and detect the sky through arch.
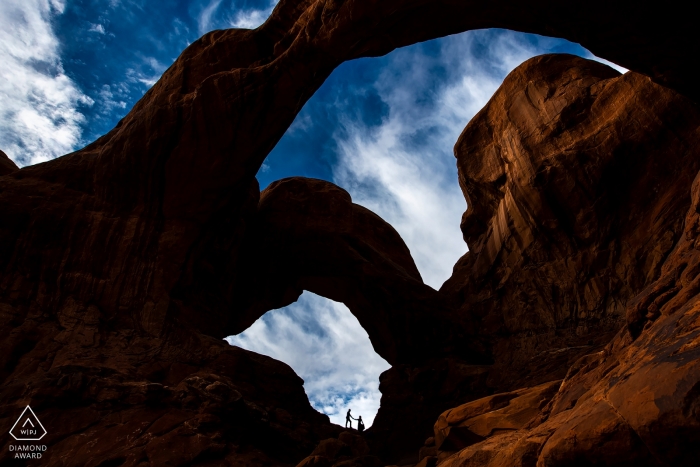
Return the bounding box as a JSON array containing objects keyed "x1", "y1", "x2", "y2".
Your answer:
[{"x1": 226, "y1": 292, "x2": 390, "y2": 427}]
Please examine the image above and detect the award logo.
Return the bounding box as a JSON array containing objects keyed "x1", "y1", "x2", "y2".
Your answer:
[{"x1": 9, "y1": 406, "x2": 46, "y2": 441}]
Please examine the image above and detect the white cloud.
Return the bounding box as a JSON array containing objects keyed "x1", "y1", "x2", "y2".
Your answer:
[
  {"x1": 89, "y1": 23, "x2": 106, "y2": 34},
  {"x1": 197, "y1": 0, "x2": 223, "y2": 35},
  {"x1": 49, "y1": 0, "x2": 65, "y2": 12},
  {"x1": 98, "y1": 84, "x2": 127, "y2": 113},
  {"x1": 0, "y1": 0, "x2": 90, "y2": 166},
  {"x1": 229, "y1": 2, "x2": 277, "y2": 29},
  {"x1": 125, "y1": 56, "x2": 168, "y2": 88},
  {"x1": 332, "y1": 30, "x2": 624, "y2": 289},
  {"x1": 226, "y1": 292, "x2": 390, "y2": 427},
  {"x1": 197, "y1": 0, "x2": 279, "y2": 33}
]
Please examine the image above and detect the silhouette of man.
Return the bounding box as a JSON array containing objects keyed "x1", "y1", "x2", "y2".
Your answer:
[
  {"x1": 357, "y1": 415, "x2": 365, "y2": 432},
  {"x1": 345, "y1": 409, "x2": 355, "y2": 428}
]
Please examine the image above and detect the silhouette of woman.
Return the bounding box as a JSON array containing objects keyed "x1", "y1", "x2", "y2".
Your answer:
[{"x1": 357, "y1": 416, "x2": 365, "y2": 432}]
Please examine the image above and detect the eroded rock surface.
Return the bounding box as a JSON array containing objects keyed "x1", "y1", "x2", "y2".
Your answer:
[
  {"x1": 433, "y1": 380, "x2": 561, "y2": 457},
  {"x1": 435, "y1": 223, "x2": 700, "y2": 466},
  {"x1": 427, "y1": 56, "x2": 700, "y2": 467},
  {"x1": 442, "y1": 54, "x2": 700, "y2": 392}
]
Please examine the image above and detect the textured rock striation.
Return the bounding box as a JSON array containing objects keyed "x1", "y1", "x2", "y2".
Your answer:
[
  {"x1": 433, "y1": 203, "x2": 700, "y2": 466},
  {"x1": 424, "y1": 54, "x2": 700, "y2": 467},
  {"x1": 1, "y1": 0, "x2": 700, "y2": 466},
  {"x1": 433, "y1": 380, "x2": 562, "y2": 458},
  {"x1": 442, "y1": 54, "x2": 700, "y2": 391},
  {"x1": 372, "y1": 54, "x2": 700, "y2": 464}
]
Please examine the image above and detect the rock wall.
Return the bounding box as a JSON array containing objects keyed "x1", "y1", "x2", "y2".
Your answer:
[
  {"x1": 372, "y1": 54, "x2": 700, "y2": 464},
  {"x1": 442, "y1": 54, "x2": 700, "y2": 391},
  {"x1": 429, "y1": 172, "x2": 700, "y2": 465}
]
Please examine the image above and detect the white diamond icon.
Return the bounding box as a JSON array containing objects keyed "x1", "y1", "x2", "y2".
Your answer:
[{"x1": 9, "y1": 406, "x2": 47, "y2": 441}]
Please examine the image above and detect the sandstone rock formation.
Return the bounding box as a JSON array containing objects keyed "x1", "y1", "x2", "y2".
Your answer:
[
  {"x1": 0, "y1": 150, "x2": 18, "y2": 176},
  {"x1": 442, "y1": 54, "x2": 700, "y2": 391},
  {"x1": 433, "y1": 380, "x2": 561, "y2": 457},
  {"x1": 230, "y1": 177, "x2": 474, "y2": 365},
  {"x1": 432, "y1": 233, "x2": 700, "y2": 466},
  {"x1": 371, "y1": 53, "x2": 700, "y2": 465},
  {"x1": 0, "y1": 170, "x2": 444, "y2": 465},
  {"x1": 418, "y1": 53, "x2": 700, "y2": 467},
  {"x1": 1, "y1": 0, "x2": 700, "y2": 465}
]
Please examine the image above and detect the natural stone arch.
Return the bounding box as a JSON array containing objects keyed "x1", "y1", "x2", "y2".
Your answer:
[
  {"x1": 1, "y1": 1, "x2": 699, "y2": 465},
  {"x1": 3, "y1": 0, "x2": 691, "y2": 346},
  {"x1": 226, "y1": 177, "x2": 479, "y2": 366}
]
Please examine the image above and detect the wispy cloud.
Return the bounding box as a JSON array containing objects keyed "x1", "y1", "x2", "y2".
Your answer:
[
  {"x1": 229, "y1": 1, "x2": 277, "y2": 29},
  {"x1": 0, "y1": 0, "x2": 90, "y2": 166},
  {"x1": 226, "y1": 292, "x2": 390, "y2": 427},
  {"x1": 88, "y1": 23, "x2": 106, "y2": 34},
  {"x1": 197, "y1": 0, "x2": 223, "y2": 35},
  {"x1": 198, "y1": 0, "x2": 279, "y2": 34},
  {"x1": 98, "y1": 84, "x2": 127, "y2": 113},
  {"x1": 125, "y1": 55, "x2": 168, "y2": 87},
  {"x1": 333, "y1": 31, "x2": 548, "y2": 288}
]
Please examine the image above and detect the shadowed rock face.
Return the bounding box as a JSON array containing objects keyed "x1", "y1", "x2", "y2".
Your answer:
[
  {"x1": 230, "y1": 177, "x2": 476, "y2": 365},
  {"x1": 0, "y1": 150, "x2": 18, "y2": 176},
  {"x1": 1, "y1": 0, "x2": 700, "y2": 466},
  {"x1": 0, "y1": 171, "x2": 452, "y2": 464}
]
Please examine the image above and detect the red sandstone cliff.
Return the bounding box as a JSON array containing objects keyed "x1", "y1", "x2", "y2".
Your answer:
[
  {"x1": 415, "y1": 54, "x2": 700, "y2": 467},
  {"x1": 443, "y1": 54, "x2": 700, "y2": 390}
]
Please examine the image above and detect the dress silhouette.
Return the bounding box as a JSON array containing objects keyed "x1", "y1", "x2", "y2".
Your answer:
[
  {"x1": 345, "y1": 409, "x2": 355, "y2": 428},
  {"x1": 357, "y1": 416, "x2": 365, "y2": 432}
]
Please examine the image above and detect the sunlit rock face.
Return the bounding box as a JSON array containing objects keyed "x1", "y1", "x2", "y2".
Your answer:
[
  {"x1": 424, "y1": 55, "x2": 700, "y2": 467},
  {"x1": 442, "y1": 54, "x2": 700, "y2": 391},
  {"x1": 1, "y1": 0, "x2": 700, "y2": 466},
  {"x1": 368, "y1": 54, "x2": 700, "y2": 465}
]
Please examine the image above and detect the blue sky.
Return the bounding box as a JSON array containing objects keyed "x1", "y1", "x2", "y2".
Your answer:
[{"x1": 0, "y1": 0, "x2": 626, "y2": 427}]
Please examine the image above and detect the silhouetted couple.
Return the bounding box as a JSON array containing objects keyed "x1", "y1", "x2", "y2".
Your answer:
[{"x1": 345, "y1": 410, "x2": 365, "y2": 432}]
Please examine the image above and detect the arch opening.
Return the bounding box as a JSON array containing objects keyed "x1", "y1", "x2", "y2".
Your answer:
[
  {"x1": 226, "y1": 291, "x2": 390, "y2": 427},
  {"x1": 215, "y1": 32, "x2": 632, "y2": 418}
]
